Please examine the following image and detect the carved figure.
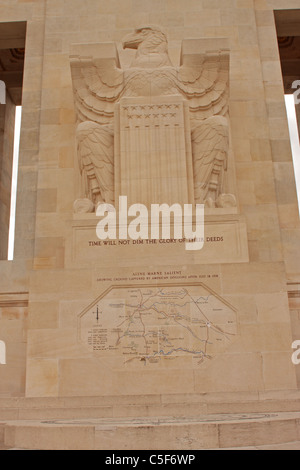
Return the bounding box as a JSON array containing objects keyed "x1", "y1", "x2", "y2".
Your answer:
[{"x1": 70, "y1": 26, "x2": 235, "y2": 209}]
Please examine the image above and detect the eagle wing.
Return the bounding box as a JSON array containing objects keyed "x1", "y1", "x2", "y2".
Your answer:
[
  {"x1": 77, "y1": 122, "x2": 114, "y2": 204},
  {"x1": 192, "y1": 116, "x2": 229, "y2": 204},
  {"x1": 70, "y1": 54, "x2": 124, "y2": 126},
  {"x1": 177, "y1": 48, "x2": 229, "y2": 120}
]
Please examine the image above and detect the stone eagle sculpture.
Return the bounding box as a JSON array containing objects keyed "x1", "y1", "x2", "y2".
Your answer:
[{"x1": 70, "y1": 25, "x2": 235, "y2": 210}]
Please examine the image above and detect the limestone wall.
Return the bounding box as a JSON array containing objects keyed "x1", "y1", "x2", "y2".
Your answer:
[
  {"x1": 0, "y1": 0, "x2": 45, "y2": 396},
  {"x1": 0, "y1": 0, "x2": 300, "y2": 398}
]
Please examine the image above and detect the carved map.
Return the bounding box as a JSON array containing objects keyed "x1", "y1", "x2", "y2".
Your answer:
[{"x1": 78, "y1": 283, "x2": 237, "y2": 368}]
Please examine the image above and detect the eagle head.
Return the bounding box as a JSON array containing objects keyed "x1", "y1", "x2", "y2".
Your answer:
[{"x1": 122, "y1": 26, "x2": 172, "y2": 68}]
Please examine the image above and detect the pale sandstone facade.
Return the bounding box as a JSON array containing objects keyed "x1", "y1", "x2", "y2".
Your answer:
[{"x1": 0, "y1": 0, "x2": 299, "y2": 412}]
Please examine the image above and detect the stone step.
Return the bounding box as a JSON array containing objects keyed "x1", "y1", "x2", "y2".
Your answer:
[
  {"x1": 2, "y1": 391, "x2": 300, "y2": 421},
  {"x1": 218, "y1": 441, "x2": 300, "y2": 450},
  {"x1": 0, "y1": 423, "x2": 5, "y2": 449},
  {"x1": 3, "y1": 412, "x2": 300, "y2": 450},
  {"x1": 2, "y1": 391, "x2": 300, "y2": 449}
]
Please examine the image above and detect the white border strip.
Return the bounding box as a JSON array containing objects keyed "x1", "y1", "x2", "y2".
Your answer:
[
  {"x1": 285, "y1": 95, "x2": 300, "y2": 214},
  {"x1": 8, "y1": 106, "x2": 22, "y2": 260}
]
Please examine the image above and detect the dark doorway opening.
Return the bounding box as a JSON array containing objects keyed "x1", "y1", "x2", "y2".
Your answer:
[{"x1": 0, "y1": 21, "x2": 25, "y2": 260}]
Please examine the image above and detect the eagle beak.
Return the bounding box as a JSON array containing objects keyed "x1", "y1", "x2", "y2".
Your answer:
[{"x1": 122, "y1": 31, "x2": 142, "y2": 49}]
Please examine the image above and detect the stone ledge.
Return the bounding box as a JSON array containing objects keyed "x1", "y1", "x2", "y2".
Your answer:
[
  {"x1": 1, "y1": 391, "x2": 300, "y2": 421},
  {"x1": 3, "y1": 412, "x2": 300, "y2": 450}
]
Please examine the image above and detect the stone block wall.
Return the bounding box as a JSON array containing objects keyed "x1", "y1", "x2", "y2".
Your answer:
[{"x1": 0, "y1": 0, "x2": 299, "y2": 398}]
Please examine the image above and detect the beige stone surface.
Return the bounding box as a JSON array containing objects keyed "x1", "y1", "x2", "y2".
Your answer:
[
  {"x1": 3, "y1": 411, "x2": 300, "y2": 450},
  {"x1": 69, "y1": 213, "x2": 249, "y2": 266},
  {"x1": 0, "y1": 0, "x2": 299, "y2": 450},
  {"x1": 21, "y1": 0, "x2": 300, "y2": 398},
  {"x1": 25, "y1": 359, "x2": 59, "y2": 398}
]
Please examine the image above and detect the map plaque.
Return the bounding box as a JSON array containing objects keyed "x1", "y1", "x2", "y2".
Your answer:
[{"x1": 78, "y1": 283, "x2": 237, "y2": 369}]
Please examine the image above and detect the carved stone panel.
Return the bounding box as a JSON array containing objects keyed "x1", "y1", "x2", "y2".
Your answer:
[
  {"x1": 114, "y1": 95, "x2": 194, "y2": 206},
  {"x1": 70, "y1": 27, "x2": 236, "y2": 211},
  {"x1": 78, "y1": 283, "x2": 237, "y2": 369}
]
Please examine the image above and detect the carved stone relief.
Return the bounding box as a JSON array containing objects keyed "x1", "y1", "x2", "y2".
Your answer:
[
  {"x1": 78, "y1": 283, "x2": 237, "y2": 368},
  {"x1": 70, "y1": 26, "x2": 236, "y2": 211}
]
